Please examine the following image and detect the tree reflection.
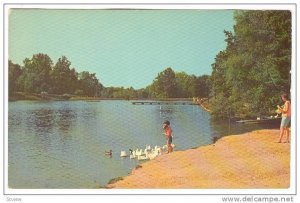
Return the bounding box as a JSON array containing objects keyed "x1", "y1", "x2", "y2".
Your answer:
[
  {"x1": 158, "y1": 105, "x2": 174, "y2": 120},
  {"x1": 29, "y1": 109, "x2": 55, "y2": 134},
  {"x1": 57, "y1": 108, "x2": 76, "y2": 133}
]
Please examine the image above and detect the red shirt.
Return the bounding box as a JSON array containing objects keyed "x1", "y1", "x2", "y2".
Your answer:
[{"x1": 164, "y1": 126, "x2": 172, "y2": 137}]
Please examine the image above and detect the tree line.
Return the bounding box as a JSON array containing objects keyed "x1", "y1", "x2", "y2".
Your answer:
[
  {"x1": 210, "y1": 10, "x2": 291, "y2": 119},
  {"x1": 9, "y1": 55, "x2": 210, "y2": 100},
  {"x1": 9, "y1": 54, "x2": 103, "y2": 97}
]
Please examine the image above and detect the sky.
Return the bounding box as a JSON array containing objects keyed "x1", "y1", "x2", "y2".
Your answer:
[{"x1": 9, "y1": 9, "x2": 235, "y2": 89}]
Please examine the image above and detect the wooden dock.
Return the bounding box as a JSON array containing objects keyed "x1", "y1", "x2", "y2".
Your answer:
[
  {"x1": 236, "y1": 117, "x2": 281, "y2": 124},
  {"x1": 132, "y1": 101, "x2": 197, "y2": 105}
]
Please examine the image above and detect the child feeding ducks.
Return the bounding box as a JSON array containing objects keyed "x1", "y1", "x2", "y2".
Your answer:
[{"x1": 163, "y1": 120, "x2": 173, "y2": 154}]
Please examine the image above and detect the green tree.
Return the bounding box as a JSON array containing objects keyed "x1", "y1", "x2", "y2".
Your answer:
[
  {"x1": 149, "y1": 67, "x2": 178, "y2": 98},
  {"x1": 100, "y1": 87, "x2": 114, "y2": 98},
  {"x1": 8, "y1": 60, "x2": 22, "y2": 95},
  {"x1": 194, "y1": 75, "x2": 211, "y2": 98},
  {"x1": 175, "y1": 72, "x2": 191, "y2": 98},
  {"x1": 50, "y1": 56, "x2": 78, "y2": 94},
  {"x1": 101, "y1": 86, "x2": 140, "y2": 99},
  {"x1": 210, "y1": 10, "x2": 291, "y2": 119},
  {"x1": 19, "y1": 53, "x2": 53, "y2": 93},
  {"x1": 78, "y1": 71, "x2": 103, "y2": 97},
  {"x1": 136, "y1": 88, "x2": 149, "y2": 99}
]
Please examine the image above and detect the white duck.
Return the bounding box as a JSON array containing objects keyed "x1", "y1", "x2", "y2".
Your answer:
[
  {"x1": 120, "y1": 151, "x2": 128, "y2": 157},
  {"x1": 145, "y1": 145, "x2": 151, "y2": 151},
  {"x1": 154, "y1": 146, "x2": 162, "y2": 155},
  {"x1": 147, "y1": 150, "x2": 159, "y2": 160},
  {"x1": 129, "y1": 149, "x2": 136, "y2": 159},
  {"x1": 144, "y1": 148, "x2": 149, "y2": 156},
  {"x1": 135, "y1": 149, "x2": 143, "y2": 156},
  {"x1": 137, "y1": 154, "x2": 150, "y2": 161}
]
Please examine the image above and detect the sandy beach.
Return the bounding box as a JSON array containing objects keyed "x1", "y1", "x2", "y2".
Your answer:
[{"x1": 107, "y1": 129, "x2": 290, "y2": 189}]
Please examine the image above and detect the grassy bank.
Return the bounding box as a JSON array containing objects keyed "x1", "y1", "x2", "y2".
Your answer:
[{"x1": 9, "y1": 92, "x2": 42, "y2": 101}]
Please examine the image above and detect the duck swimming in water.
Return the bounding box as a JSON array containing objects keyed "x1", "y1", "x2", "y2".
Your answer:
[
  {"x1": 120, "y1": 151, "x2": 128, "y2": 157},
  {"x1": 105, "y1": 150, "x2": 112, "y2": 156},
  {"x1": 129, "y1": 149, "x2": 136, "y2": 159}
]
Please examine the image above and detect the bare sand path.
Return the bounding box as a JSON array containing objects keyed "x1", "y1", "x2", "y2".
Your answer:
[{"x1": 107, "y1": 130, "x2": 290, "y2": 189}]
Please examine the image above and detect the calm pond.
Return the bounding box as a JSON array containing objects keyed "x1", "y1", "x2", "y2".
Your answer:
[{"x1": 8, "y1": 100, "x2": 279, "y2": 188}]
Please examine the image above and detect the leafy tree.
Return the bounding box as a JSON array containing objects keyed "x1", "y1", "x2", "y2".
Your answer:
[
  {"x1": 175, "y1": 72, "x2": 210, "y2": 98},
  {"x1": 175, "y1": 72, "x2": 192, "y2": 98},
  {"x1": 100, "y1": 87, "x2": 114, "y2": 98},
  {"x1": 136, "y1": 88, "x2": 149, "y2": 99},
  {"x1": 194, "y1": 75, "x2": 211, "y2": 98},
  {"x1": 8, "y1": 60, "x2": 22, "y2": 95},
  {"x1": 101, "y1": 86, "x2": 146, "y2": 99},
  {"x1": 50, "y1": 56, "x2": 78, "y2": 94},
  {"x1": 19, "y1": 53, "x2": 53, "y2": 93},
  {"x1": 210, "y1": 10, "x2": 291, "y2": 119},
  {"x1": 149, "y1": 67, "x2": 178, "y2": 98},
  {"x1": 9, "y1": 54, "x2": 106, "y2": 98},
  {"x1": 78, "y1": 71, "x2": 103, "y2": 97}
]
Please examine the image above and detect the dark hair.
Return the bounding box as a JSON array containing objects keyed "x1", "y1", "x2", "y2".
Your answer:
[
  {"x1": 163, "y1": 120, "x2": 170, "y2": 125},
  {"x1": 281, "y1": 93, "x2": 290, "y2": 100}
]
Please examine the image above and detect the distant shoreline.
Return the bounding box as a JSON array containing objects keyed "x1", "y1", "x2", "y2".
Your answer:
[{"x1": 8, "y1": 92, "x2": 194, "y2": 102}]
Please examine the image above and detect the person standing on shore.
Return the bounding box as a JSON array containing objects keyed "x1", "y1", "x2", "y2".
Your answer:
[
  {"x1": 277, "y1": 93, "x2": 291, "y2": 143},
  {"x1": 163, "y1": 120, "x2": 173, "y2": 153}
]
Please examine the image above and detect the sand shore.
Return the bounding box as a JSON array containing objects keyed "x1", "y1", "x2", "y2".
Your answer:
[{"x1": 107, "y1": 129, "x2": 290, "y2": 189}]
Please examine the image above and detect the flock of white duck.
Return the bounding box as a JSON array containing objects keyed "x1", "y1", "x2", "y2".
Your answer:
[{"x1": 115, "y1": 144, "x2": 175, "y2": 161}]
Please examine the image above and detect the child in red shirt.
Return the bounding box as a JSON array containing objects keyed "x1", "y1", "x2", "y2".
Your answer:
[{"x1": 163, "y1": 120, "x2": 173, "y2": 153}]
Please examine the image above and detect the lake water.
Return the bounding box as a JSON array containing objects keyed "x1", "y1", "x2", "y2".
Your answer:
[{"x1": 8, "y1": 100, "x2": 279, "y2": 188}]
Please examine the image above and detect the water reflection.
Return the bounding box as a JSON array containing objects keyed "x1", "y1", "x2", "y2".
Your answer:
[
  {"x1": 158, "y1": 105, "x2": 175, "y2": 121},
  {"x1": 28, "y1": 109, "x2": 55, "y2": 135},
  {"x1": 25, "y1": 106, "x2": 78, "y2": 135},
  {"x1": 57, "y1": 108, "x2": 76, "y2": 132}
]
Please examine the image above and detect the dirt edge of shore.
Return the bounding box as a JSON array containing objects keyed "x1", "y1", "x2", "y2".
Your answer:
[{"x1": 106, "y1": 129, "x2": 290, "y2": 189}]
